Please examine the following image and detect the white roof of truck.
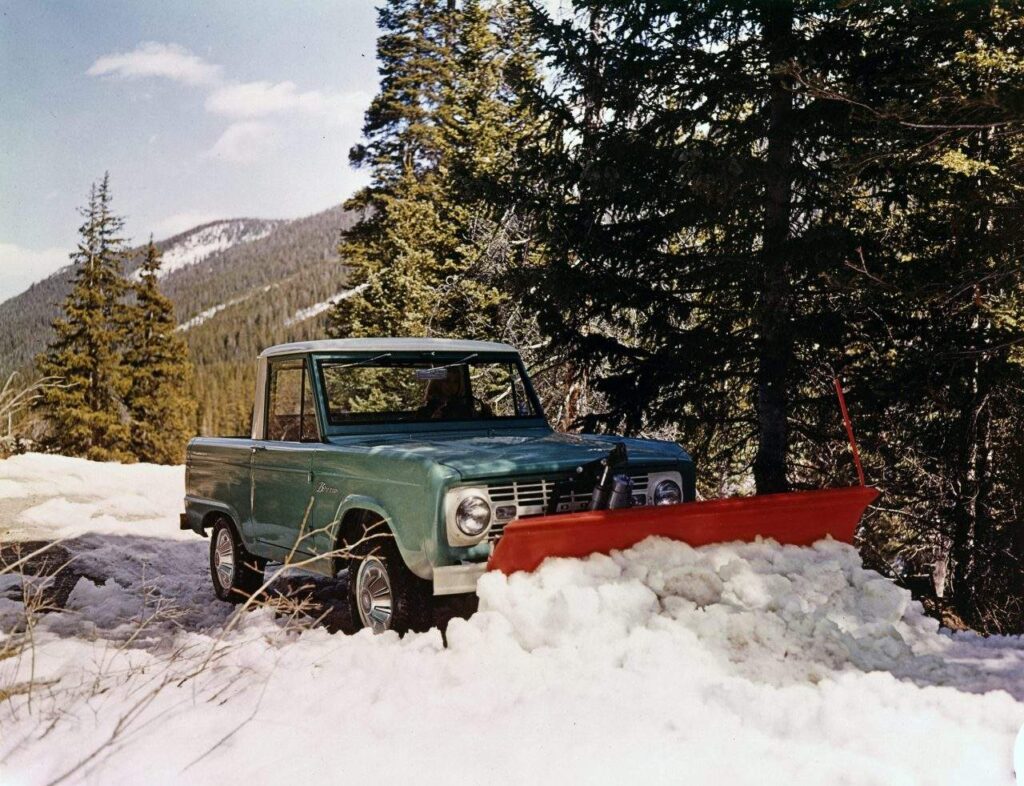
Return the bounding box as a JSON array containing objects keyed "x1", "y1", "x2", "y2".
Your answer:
[{"x1": 259, "y1": 338, "x2": 518, "y2": 358}]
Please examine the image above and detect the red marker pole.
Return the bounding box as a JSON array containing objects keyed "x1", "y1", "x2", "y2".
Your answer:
[{"x1": 833, "y1": 376, "x2": 866, "y2": 487}]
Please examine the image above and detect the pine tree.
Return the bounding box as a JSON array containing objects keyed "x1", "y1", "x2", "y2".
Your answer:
[
  {"x1": 508, "y1": 3, "x2": 868, "y2": 493},
  {"x1": 330, "y1": 0, "x2": 542, "y2": 343},
  {"x1": 35, "y1": 174, "x2": 134, "y2": 461},
  {"x1": 506, "y1": 2, "x2": 1024, "y2": 631},
  {"x1": 123, "y1": 239, "x2": 197, "y2": 464},
  {"x1": 438, "y1": 0, "x2": 543, "y2": 340},
  {"x1": 330, "y1": 0, "x2": 456, "y2": 339},
  {"x1": 826, "y1": 3, "x2": 1024, "y2": 629}
]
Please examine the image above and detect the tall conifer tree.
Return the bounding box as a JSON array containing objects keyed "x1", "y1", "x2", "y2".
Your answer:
[
  {"x1": 507, "y1": 1, "x2": 1024, "y2": 630},
  {"x1": 36, "y1": 174, "x2": 133, "y2": 461},
  {"x1": 826, "y1": 3, "x2": 1024, "y2": 628},
  {"x1": 509, "y1": 3, "x2": 866, "y2": 492},
  {"x1": 331, "y1": 0, "x2": 456, "y2": 339},
  {"x1": 330, "y1": 0, "x2": 541, "y2": 342},
  {"x1": 124, "y1": 239, "x2": 197, "y2": 464}
]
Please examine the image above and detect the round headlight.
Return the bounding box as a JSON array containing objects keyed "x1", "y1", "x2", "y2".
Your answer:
[
  {"x1": 653, "y1": 479, "x2": 682, "y2": 506},
  {"x1": 456, "y1": 495, "x2": 491, "y2": 536}
]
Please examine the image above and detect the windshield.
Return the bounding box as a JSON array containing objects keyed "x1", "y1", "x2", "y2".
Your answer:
[{"x1": 318, "y1": 356, "x2": 542, "y2": 426}]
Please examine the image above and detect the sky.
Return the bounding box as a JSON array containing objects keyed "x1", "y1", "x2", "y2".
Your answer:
[{"x1": 0, "y1": 0, "x2": 379, "y2": 302}]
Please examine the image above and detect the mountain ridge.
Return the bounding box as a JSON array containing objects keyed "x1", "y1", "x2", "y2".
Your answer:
[{"x1": 0, "y1": 204, "x2": 355, "y2": 436}]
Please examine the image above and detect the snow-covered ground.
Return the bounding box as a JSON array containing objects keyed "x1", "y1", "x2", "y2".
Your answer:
[{"x1": 1, "y1": 453, "x2": 1022, "y2": 785}]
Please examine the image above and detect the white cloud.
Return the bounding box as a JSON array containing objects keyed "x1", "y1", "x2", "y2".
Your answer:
[
  {"x1": 205, "y1": 80, "x2": 367, "y2": 124},
  {"x1": 152, "y1": 211, "x2": 222, "y2": 238},
  {"x1": 0, "y1": 243, "x2": 70, "y2": 304},
  {"x1": 87, "y1": 41, "x2": 366, "y2": 170},
  {"x1": 201, "y1": 122, "x2": 278, "y2": 164},
  {"x1": 86, "y1": 42, "x2": 222, "y2": 86}
]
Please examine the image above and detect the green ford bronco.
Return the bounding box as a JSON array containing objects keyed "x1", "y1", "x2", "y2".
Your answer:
[{"x1": 182, "y1": 339, "x2": 695, "y2": 633}]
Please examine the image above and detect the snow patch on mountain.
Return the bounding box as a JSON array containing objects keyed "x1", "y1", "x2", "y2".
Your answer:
[
  {"x1": 150, "y1": 219, "x2": 279, "y2": 278},
  {"x1": 176, "y1": 285, "x2": 275, "y2": 331},
  {"x1": 176, "y1": 301, "x2": 234, "y2": 331},
  {"x1": 283, "y1": 282, "x2": 368, "y2": 326}
]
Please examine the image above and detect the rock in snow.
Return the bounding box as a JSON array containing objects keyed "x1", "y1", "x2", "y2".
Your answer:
[{"x1": 0, "y1": 453, "x2": 1022, "y2": 785}]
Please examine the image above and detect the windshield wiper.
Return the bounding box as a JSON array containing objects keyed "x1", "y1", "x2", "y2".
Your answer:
[
  {"x1": 334, "y1": 352, "x2": 393, "y2": 369},
  {"x1": 426, "y1": 352, "x2": 478, "y2": 372}
]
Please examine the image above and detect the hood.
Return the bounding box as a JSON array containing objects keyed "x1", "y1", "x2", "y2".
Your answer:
[{"x1": 330, "y1": 428, "x2": 690, "y2": 480}]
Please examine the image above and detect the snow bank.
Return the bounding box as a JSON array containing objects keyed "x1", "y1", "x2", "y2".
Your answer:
[
  {"x1": 0, "y1": 452, "x2": 187, "y2": 540},
  {"x1": 1, "y1": 453, "x2": 1022, "y2": 785}
]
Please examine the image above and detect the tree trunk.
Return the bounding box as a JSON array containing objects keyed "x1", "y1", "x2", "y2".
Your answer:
[
  {"x1": 950, "y1": 352, "x2": 993, "y2": 618},
  {"x1": 951, "y1": 130, "x2": 999, "y2": 622},
  {"x1": 950, "y1": 277, "x2": 997, "y2": 619},
  {"x1": 754, "y1": 0, "x2": 796, "y2": 494}
]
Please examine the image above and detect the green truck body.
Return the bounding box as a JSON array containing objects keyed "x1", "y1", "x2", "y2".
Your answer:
[{"x1": 183, "y1": 339, "x2": 694, "y2": 627}]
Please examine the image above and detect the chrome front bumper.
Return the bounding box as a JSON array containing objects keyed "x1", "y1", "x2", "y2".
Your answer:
[{"x1": 432, "y1": 563, "x2": 487, "y2": 596}]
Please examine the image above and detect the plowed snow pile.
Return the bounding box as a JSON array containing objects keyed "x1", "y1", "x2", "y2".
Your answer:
[{"x1": 1, "y1": 454, "x2": 1023, "y2": 785}]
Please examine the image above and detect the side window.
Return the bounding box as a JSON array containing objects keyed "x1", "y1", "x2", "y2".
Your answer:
[{"x1": 267, "y1": 360, "x2": 319, "y2": 441}]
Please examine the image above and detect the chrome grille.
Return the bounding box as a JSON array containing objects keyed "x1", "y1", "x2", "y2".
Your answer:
[{"x1": 486, "y1": 474, "x2": 650, "y2": 541}]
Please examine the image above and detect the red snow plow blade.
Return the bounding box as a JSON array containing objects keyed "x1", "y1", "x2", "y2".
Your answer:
[
  {"x1": 487, "y1": 485, "x2": 879, "y2": 575},
  {"x1": 488, "y1": 376, "x2": 877, "y2": 575}
]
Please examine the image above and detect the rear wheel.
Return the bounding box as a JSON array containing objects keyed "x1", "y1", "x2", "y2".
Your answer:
[
  {"x1": 210, "y1": 518, "x2": 265, "y2": 603},
  {"x1": 345, "y1": 518, "x2": 431, "y2": 634}
]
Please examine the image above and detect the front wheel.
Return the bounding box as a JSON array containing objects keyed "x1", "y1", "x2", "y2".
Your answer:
[
  {"x1": 210, "y1": 518, "x2": 265, "y2": 603},
  {"x1": 346, "y1": 521, "x2": 431, "y2": 634}
]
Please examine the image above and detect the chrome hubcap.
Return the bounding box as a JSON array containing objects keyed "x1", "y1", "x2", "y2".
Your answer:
[
  {"x1": 355, "y1": 557, "x2": 393, "y2": 633},
  {"x1": 214, "y1": 528, "x2": 235, "y2": 590}
]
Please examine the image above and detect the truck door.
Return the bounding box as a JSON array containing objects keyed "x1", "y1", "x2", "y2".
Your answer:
[{"x1": 250, "y1": 358, "x2": 318, "y2": 555}]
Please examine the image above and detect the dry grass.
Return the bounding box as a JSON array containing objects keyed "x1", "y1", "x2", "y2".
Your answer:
[{"x1": 0, "y1": 506, "x2": 391, "y2": 784}]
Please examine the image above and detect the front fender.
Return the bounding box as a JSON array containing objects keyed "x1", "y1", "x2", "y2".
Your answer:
[{"x1": 332, "y1": 494, "x2": 432, "y2": 580}]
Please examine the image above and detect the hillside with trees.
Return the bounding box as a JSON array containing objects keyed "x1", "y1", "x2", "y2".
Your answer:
[
  {"x1": 332, "y1": 0, "x2": 1024, "y2": 634},
  {"x1": 1, "y1": 204, "x2": 356, "y2": 439}
]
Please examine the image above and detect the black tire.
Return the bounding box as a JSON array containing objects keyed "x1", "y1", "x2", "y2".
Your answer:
[
  {"x1": 210, "y1": 518, "x2": 265, "y2": 603},
  {"x1": 344, "y1": 516, "x2": 432, "y2": 634}
]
